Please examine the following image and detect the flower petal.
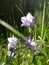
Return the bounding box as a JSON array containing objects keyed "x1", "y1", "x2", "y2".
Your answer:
[
  {"x1": 21, "y1": 17, "x2": 26, "y2": 23},
  {"x1": 26, "y1": 12, "x2": 35, "y2": 23}
]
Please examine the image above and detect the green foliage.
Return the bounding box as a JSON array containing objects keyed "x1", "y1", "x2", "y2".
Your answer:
[{"x1": 0, "y1": 0, "x2": 49, "y2": 65}]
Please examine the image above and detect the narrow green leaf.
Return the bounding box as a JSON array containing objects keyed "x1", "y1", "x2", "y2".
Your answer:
[
  {"x1": 41, "y1": 1, "x2": 46, "y2": 38},
  {"x1": 0, "y1": 20, "x2": 26, "y2": 40}
]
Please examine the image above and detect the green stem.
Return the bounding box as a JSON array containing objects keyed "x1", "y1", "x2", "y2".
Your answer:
[
  {"x1": 34, "y1": 24, "x2": 36, "y2": 42},
  {"x1": 42, "y1": 51, "x2": 48, "y2": 60},
  {"x1": 34, "y1": 24, "x2": 37, "y2": 50},
  {"x1": 28, "y1": 27, "x2": 31, "y2": 33},
  {"x1": 15, "y1": 4, "x2": 24, "y2": 16},
  {"x1": 43, "y1": 29, "x2": 47, "y2": 40}
]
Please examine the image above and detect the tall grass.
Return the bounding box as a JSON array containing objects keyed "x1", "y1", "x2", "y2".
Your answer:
[{"x1": 0, "y1": 0, "x2": 49, "y2": 65}]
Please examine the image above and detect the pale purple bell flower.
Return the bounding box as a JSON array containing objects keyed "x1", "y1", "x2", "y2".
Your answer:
[
  {"x1": 21, "y1": 12, "x2": 35, "y2": 27},
  {"x1": 23, "y1": 36, "x2": 40, "y2": 54},
  {"x1": 8, "y1": 36, "x2": 18, "y2": 50},
  {"x1": 23, "y1": 36, "x2": 36, "y2": 52}
]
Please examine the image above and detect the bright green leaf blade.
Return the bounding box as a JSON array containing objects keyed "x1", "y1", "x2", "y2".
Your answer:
[
  {"x1": 0, "y1": 20, "x2": 26, "y2": 40},
  {"x1": 41, "y1": 1, "x2": 46, "y2": 38}
]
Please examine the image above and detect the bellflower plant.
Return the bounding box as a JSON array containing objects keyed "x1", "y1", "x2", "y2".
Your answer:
[
  {"x1": 23, "y1": 36, "x2": 35, "y2": 51},
  {"x1": 7, "y1": 36, "x2": 18, "y2": 57},
  {"x1": 21, "y1": 12, "x2": 40, "y2": 54},
  {"x1": 21, "y1": 12, "x2": 35, "y2": 27},
  {"x1": 8, "y1": 36, "x2": 18, "y2": 50},
  {"x1": 23, "y1": 36, "x2": 40, "y2": 54}
]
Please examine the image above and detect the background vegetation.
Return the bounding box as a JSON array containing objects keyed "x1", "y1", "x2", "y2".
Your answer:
[{"x1": 0, "y1": 0, "x2": 49, "y2": 65}]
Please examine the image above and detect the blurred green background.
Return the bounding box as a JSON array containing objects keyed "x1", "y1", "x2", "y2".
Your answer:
[
  {"x1": 0, "y1": 0, "x2": 49, "y2": 39},
  {"x1": 0, "y1": 0, "x2": 49, "y2": 65}
]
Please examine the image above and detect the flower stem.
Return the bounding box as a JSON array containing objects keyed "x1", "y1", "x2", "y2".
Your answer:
[
  {"x1": 28, "y1": 27, "x2": 31, "y2": 34},
  {"x1": 34, "y1": 24, "x2": 36, "y2": 50},
  {"x1": 34, "y1": 24, "x2": 36, "y2": 42}
]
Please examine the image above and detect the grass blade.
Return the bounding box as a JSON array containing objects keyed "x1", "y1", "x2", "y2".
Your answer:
[
  {"x1": 41, "y1": 1, "x2": 46, "y2": 38},
  {"x1": 0, "y1": 20, "x2": 26, "y2": 40}
]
